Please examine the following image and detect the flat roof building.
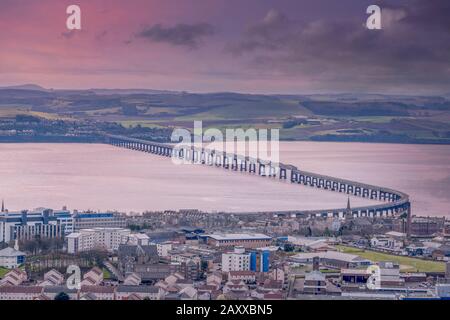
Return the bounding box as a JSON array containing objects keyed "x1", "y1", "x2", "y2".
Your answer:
[
  {"x1": 291, "y1": 251, "x2": 372, "y2": 269},
  {"x1": 0, "y1": 209, "x2": 62, "y2": 242},
  {"x1": 203, "y1": 233, "x2": 271, "y2": 248},
  {"x1": 73, "y1": 212, "x2": 126, "y2": 231},
  {"x1": 67, "y1": 228, "x2": 149, "y2": 254}
]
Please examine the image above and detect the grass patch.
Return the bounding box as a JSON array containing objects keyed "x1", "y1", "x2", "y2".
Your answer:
[
  {"x1": 102, "y1": 268, "x2": 111, "y2": 279},
  {"x1": 335, "y1": 245, "x2": 445, "y2": 273},
  {"x1": 0, "y1": 107, "x2": 68, "y2": 120},
  {"x1": 118, "y1": 120, "x2": 165, "y2": 129},
  {"x1": 0, "y1": 267, "x2": 10, "y2": 277},
  {"x1": 342, "y1": 116, "x2": 402, "y2": 124}
]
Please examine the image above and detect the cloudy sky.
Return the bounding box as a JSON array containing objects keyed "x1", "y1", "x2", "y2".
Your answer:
[{"x1": 0, "y1": 0, "x2": 448, "y2": 94}]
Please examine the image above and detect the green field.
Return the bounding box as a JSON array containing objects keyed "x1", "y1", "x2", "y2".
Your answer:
[
  {"x1": 102, "y1": 268, "x2": 111, "y2": 279},
  {"x1": 0, "y1": 267, "x2": 9, "y2": 277},
  {"x1": 336, "y1": 245, "x2": 446, "y2": 273},
  {"x1": 0, "y1": 107, "x2": 69, "y2": 120},
  {"x1": 118, "y1": 120, "x2": 165, "y2": 129}
]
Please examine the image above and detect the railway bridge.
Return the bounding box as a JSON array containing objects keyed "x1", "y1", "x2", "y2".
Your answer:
[{"x1": 103, "y1": 134, "x2": 412, "y2": 238}]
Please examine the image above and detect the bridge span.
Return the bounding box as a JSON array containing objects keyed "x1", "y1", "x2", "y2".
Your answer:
[{"x1": 103, "y1": 134, "x2": 412, "y2": 238}]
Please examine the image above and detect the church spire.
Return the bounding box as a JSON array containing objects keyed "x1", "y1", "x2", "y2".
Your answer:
[
  {"x1": 1, "y1": 199, "x2": 4, "y2": 212},
  {"x1": 345, "y1": 197, "x2": 352, "y2": 219}
]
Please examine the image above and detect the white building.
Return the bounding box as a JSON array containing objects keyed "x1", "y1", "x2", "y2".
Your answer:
[
  {"x1": 370, "y1": 235, "x2": 403, "y2": 252},
  {"x1": 0, "y1": 209, "x2": 61, "y2": 242},
  {"x1": 128, "y1": 233, "x2": 150, "y2": 246},
  {"x1": 157, "y1": 242, "x2": 173, "y2": 257},
  {"x1": 0, "y1": 247, "x2": 26, "y2": 269},
  {"x1": 67, "y1": 228, "x2": 149, "y2": 254},
  {"x1": 205, "y1": 233, "x2": 271, "y2": 248},
  {"x1": 221, "y1": 247, "x2": 250, "y2": 272}
]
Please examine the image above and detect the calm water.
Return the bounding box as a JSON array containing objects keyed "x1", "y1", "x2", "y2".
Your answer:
[{"x1": 0, "y1": 142, "x2": 449, "y2": 216}]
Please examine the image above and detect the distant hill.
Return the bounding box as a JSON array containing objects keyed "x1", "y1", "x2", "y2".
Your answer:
[
  {"x1": 1, "y1": 84, "x2": 450, "y2": 144},
  {"x1": 0, "y1": 84, "x2": 49, "y2": 91},
  {"x1": 89, "y1": 88, "x2": 182, "y2": 95}
]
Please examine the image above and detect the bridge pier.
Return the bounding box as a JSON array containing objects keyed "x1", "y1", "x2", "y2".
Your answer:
[
  {"x1": 223, "y1": 155, "x2": 230, "y2": 169},
  {"x1": 291, "y1": 171, "x2": 298, "y2": 183},
  {"x1": 231, "y1": 157, "x2": 238, "y2": 171},
  {"x1": 258, "y1": 163, "x2": 266, "y2": 176},
  {"x1": 206, "y1": 151, "x2": 214, "y2": 165},
  {"x1": 240, "y1": 159, "x2": 247, "y2": 172},
  {"x1": 268, "y1": 165, "x2": 276, "y2": 178},
  {"x1": 280, "y1": 168, "x2": 287, "y2": 180}
]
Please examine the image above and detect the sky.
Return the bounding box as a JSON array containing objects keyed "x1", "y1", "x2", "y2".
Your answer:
[{"x1": 0, "y1": 0, "x2": 449, "y2": 94}]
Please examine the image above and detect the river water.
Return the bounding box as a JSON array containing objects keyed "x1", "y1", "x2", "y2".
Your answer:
[{"x1": 0, "y1": 142, "x2": 449, "y2": 216}]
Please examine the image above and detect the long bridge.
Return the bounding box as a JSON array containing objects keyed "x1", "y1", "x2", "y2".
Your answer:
[{"x1": 103, "y1": 134, "x2": 412, "y2": 238}]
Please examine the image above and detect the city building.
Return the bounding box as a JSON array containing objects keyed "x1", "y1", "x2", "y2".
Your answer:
[
  {"x1": 302, "y1": 271, "x2": 328, "y2": 295},
  {"x1": 0, "y1": 268, "x2": 28, "y2": 286},
  {"x1": 341, "y1": 269, "x2": 370, "y2": 285},
  {"x1": 0, "y1": 247, "x2": 26, "y2": 269},
  {"x1": 378, "y1": 262, "x2": 405, "y2": 288},
  {"x1": 157, "y1": 242, "x2": 173, "y2": 257},
  {"x1": 67, "y1": 228, "x2": 149, "y2": 254},
  {"x1": 72, "y1": 212, "x2": 126, "y2": 231},
  {"x1": 228, "y1": 271, "x2": 256, "y2": 283},
  {"x1": 123, "y1": 273, "x2": 141, "y2": 286},
  {"x1": 290, "y1": 251, "x2": 372, "y2": 269},
  {"x1": 53, "y1": 209, "x2": 74, "y2": 235},
  {"x1": 0, "y1": 209, "x2": 62, "y2": 242},
  {"x1": 117, "y1": 243, "x2": 162, "y2": 280},
  {"x1": 221, "y1": 247, "x2": 250, "y2": 272},
  {"x1": 370, "y1": 235, "x2": 403, "y2": 253},
  {"x1": 80, "y1": 267, "x2": 104, "y2": 286},
  {"x1": 116, "y1": 285, "x2": 161, "y2": 300},
  {"x1": 43, "y1": 286, "x2": 78, "y2": 300},
  {"x1": 432, "y1": 245, "x2": 450, "y2": 261},
  {"x1": 203, "y1": 233, "x2": 272, "y2": 248},
  {"x1": 0, "y1": 286, "x2": 44, "y2": 300},
  {"x1": 79, "y1": 285, "x2": 115, "y2": 300},
  {"x1": 293, "y1": 270, "x2": 341, "y2": 296},
  {"x1": 38, "y1": 269, "x2": 65, "y2": 287},
  {"x1": 407, "y1": 217, "x2": 446, "y2": 237},
  {"x1": 250, "y1": 250, "x2": 270, "y2": 272}
]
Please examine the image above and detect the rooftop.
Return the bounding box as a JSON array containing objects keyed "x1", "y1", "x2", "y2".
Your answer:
[
  {"x1": 205, "y1": 233, "x2": 271, "y2": 241},
  {"x1": 0, "y1": 247, "x2": 26, "y2": 257},
  {"x1": 117, "y1": 285, "x2": 159, "y2": 293},
  {"x1": 0, "y1": 286, "x2": 43, "y2": 294},
  {"x1": 291, "y1": 251, "x2": 371, "y2": 263},
  {"x1": 80, "y1": 285, "x2": 115, "y2": 294}
]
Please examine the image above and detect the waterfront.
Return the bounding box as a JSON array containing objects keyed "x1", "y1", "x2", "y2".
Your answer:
[{"x1": 0, "y1": 142, "x2": 449, "y2": 216}]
